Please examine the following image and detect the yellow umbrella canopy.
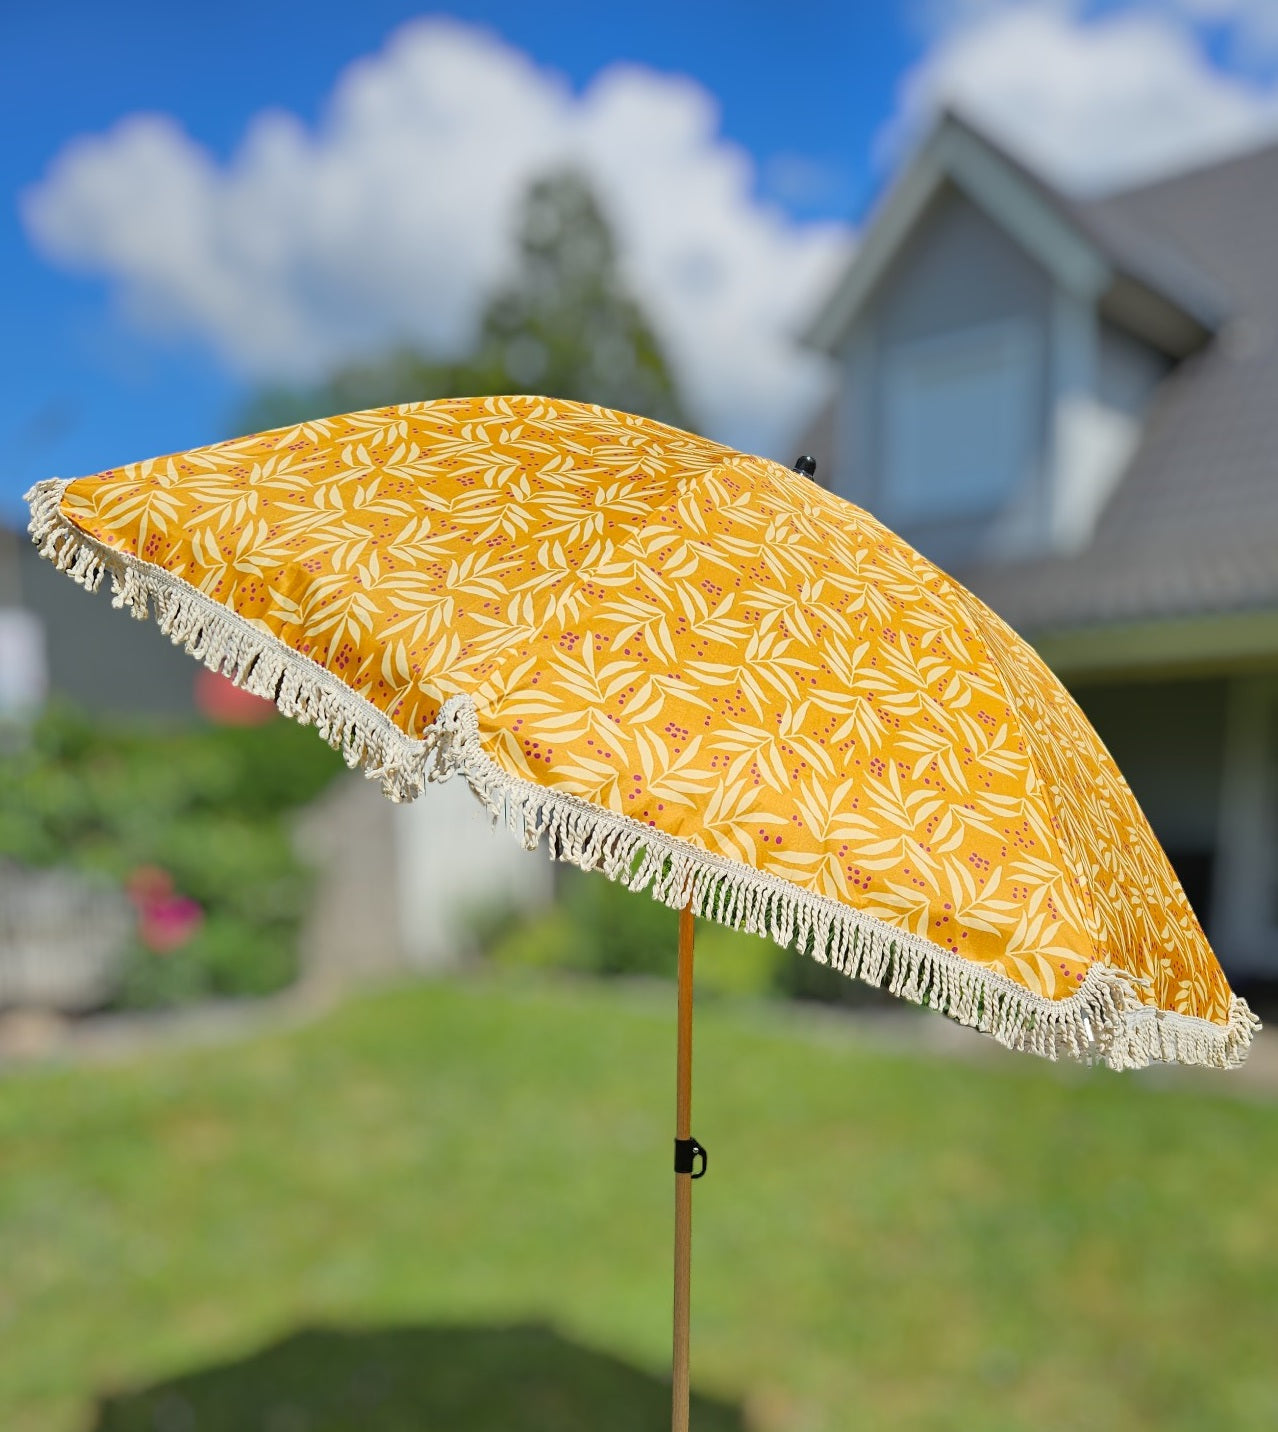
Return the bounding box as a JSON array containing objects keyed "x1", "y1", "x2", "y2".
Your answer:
[{"x1": 27, "y1": 394, "x2": 1256, "y2": 1068}]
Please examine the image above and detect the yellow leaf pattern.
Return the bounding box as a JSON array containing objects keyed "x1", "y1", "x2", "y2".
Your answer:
[{"x1": 58, "y1": 394, "x2": 1232, "y2": 1025}]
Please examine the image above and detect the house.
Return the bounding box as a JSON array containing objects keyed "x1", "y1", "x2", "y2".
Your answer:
[{"x1": 802, "y1": 109, "x2": 1278, "y2": 984}]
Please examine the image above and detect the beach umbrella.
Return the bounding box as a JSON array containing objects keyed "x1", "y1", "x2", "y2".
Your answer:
[{"x1": 26, "y1": 394, "x2": 1258, "y2": 1430}]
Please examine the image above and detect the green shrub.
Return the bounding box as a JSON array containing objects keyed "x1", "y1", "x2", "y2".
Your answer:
[
  {"x1": 477, "y1": 863, "x2": 911, "y2": 1008},
  {"x1": 558, "y1": 867, "x2": 680, "y2": 978},
  {"x1": 0, "y1": 702, "x2": 344, "y2": 1009},
  {"x1": 772, "y1": 944, "x2": 902, "y2": 1009},
  {"x1": 693, "y1": 922, "x2": 785, "y2": 997},
  {"x1": 486, "y1": 906, "x2": 591, "y2": 974},
  {"x1": 480, "y1": 866, "x2": 786, "y2": 999}
]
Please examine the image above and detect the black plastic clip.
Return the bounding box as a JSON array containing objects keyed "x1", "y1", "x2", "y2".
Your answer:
[
  {"x1": 674, "y1": 1137, "x2": 708, "y2": 1179},
  {"x1": 793, "y1": 454, "x2": 817, "y2": 479}
]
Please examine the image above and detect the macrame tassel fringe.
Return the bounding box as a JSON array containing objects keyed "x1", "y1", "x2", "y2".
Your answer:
[
  {"x1": 26, "y1": 478, "x2": 431, "y2": 802},
  {"x1": 25, "y1": 479, "x2": 1261, "y2": 1072},
  {"x1": 429, "y1": 696, "x2": 1260, "y2": 1073}
]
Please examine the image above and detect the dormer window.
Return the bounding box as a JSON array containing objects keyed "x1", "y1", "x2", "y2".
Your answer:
[{"x1": 882, "y1": 319, "x2": 1039, "y2": 527}]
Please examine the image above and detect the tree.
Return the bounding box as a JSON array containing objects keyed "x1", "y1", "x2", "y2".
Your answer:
[
  {"x1": 242, "y1": 167, "x2": 688, "y2": 433},
  {"x1": 470, "y1": 168, "x2": 687, "y2": 424}
]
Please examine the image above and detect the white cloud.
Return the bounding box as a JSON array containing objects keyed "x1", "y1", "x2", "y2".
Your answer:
[
  {"x1": 22, "y1": 18, "x2": 850, "y2": 458},
  {"x1": 1169, "y1": 0, "x2": 1278, "y2": 65},
  {"x1": 883, "y1": 4, "x2": 1278, "y2": 193}
]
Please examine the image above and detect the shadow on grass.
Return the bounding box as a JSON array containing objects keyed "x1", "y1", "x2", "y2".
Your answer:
[{"x1": 89, "y1": 1321, "x2": 748, "y2": 1431}]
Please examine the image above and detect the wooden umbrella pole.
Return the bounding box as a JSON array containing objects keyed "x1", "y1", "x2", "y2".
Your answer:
[{"x1": 672, "y1": 897, "x2": 698, "y2": 1432}]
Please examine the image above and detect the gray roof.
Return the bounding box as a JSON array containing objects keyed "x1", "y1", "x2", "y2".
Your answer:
[
  {"x1": 960, "y1": 135, "x2": 1278, "y2": 635},
  {"x1": 962, "y1": 111, "x2": 1228, "y2": 335}
]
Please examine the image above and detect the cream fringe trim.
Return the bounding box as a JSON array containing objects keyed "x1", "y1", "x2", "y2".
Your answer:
[{"x1": 27, "y1": 477, "x2": 1261, "y2": 1072}]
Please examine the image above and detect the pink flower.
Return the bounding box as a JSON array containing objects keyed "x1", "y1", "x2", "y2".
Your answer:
[
  {"x1": 125, "y1": 866, "x2": 204, "y2": 953},
  {"x1": 140, "y1": 896, "x2": 203, "y2": 953}
]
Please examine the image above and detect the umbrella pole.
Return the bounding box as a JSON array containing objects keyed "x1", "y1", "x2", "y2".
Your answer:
[{"x1": 672, "y1": 897, "x2": 701, "y2": 1432}]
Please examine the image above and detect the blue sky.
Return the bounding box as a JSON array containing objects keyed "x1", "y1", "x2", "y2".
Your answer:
[{"x1": 4, "y1": 1, "x2": 1278, "y2": 517}]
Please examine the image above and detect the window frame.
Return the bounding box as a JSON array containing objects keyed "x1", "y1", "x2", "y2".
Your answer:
[{"x1": 879, "y1": 317, "x2": 1040, "y2": 528}]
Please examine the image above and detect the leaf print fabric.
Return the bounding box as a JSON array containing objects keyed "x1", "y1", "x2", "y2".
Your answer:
[{"x1": 54, "y1": 393, "x2": 1236, "y2": 1028}]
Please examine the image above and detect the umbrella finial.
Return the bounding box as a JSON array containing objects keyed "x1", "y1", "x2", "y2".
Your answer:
[{"x1": 793, "y1": 454, "x2": 817, "y2": 478}]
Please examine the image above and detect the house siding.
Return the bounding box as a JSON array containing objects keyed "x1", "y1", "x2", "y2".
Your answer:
[
  {"x1": 14, "y1": 534, "x2": 198, "y2": 717},
  {"x1": 1043, "y1": 318, "x2": 1174, "y2": 551},
  {"x1": 1097, "y1": 320, "x2": 1172, "y2": 420}
]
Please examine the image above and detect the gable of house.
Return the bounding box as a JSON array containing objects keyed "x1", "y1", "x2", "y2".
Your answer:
[
  {"x1": 805, "y1": 112, "x2": 1278, "y2": 677},
  {"x1": 809, "y1": 112, "x2": 1211, "y2": 586}
]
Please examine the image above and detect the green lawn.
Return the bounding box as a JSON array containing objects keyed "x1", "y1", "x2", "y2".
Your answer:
[{"x1": 0, "y1": 972, "x2": 1275, "y2": 1431}]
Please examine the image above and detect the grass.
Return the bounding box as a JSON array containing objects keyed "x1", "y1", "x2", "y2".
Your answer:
[{"x1": 0, "y1": 971, "x2": 1275, "y2": 1431}]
